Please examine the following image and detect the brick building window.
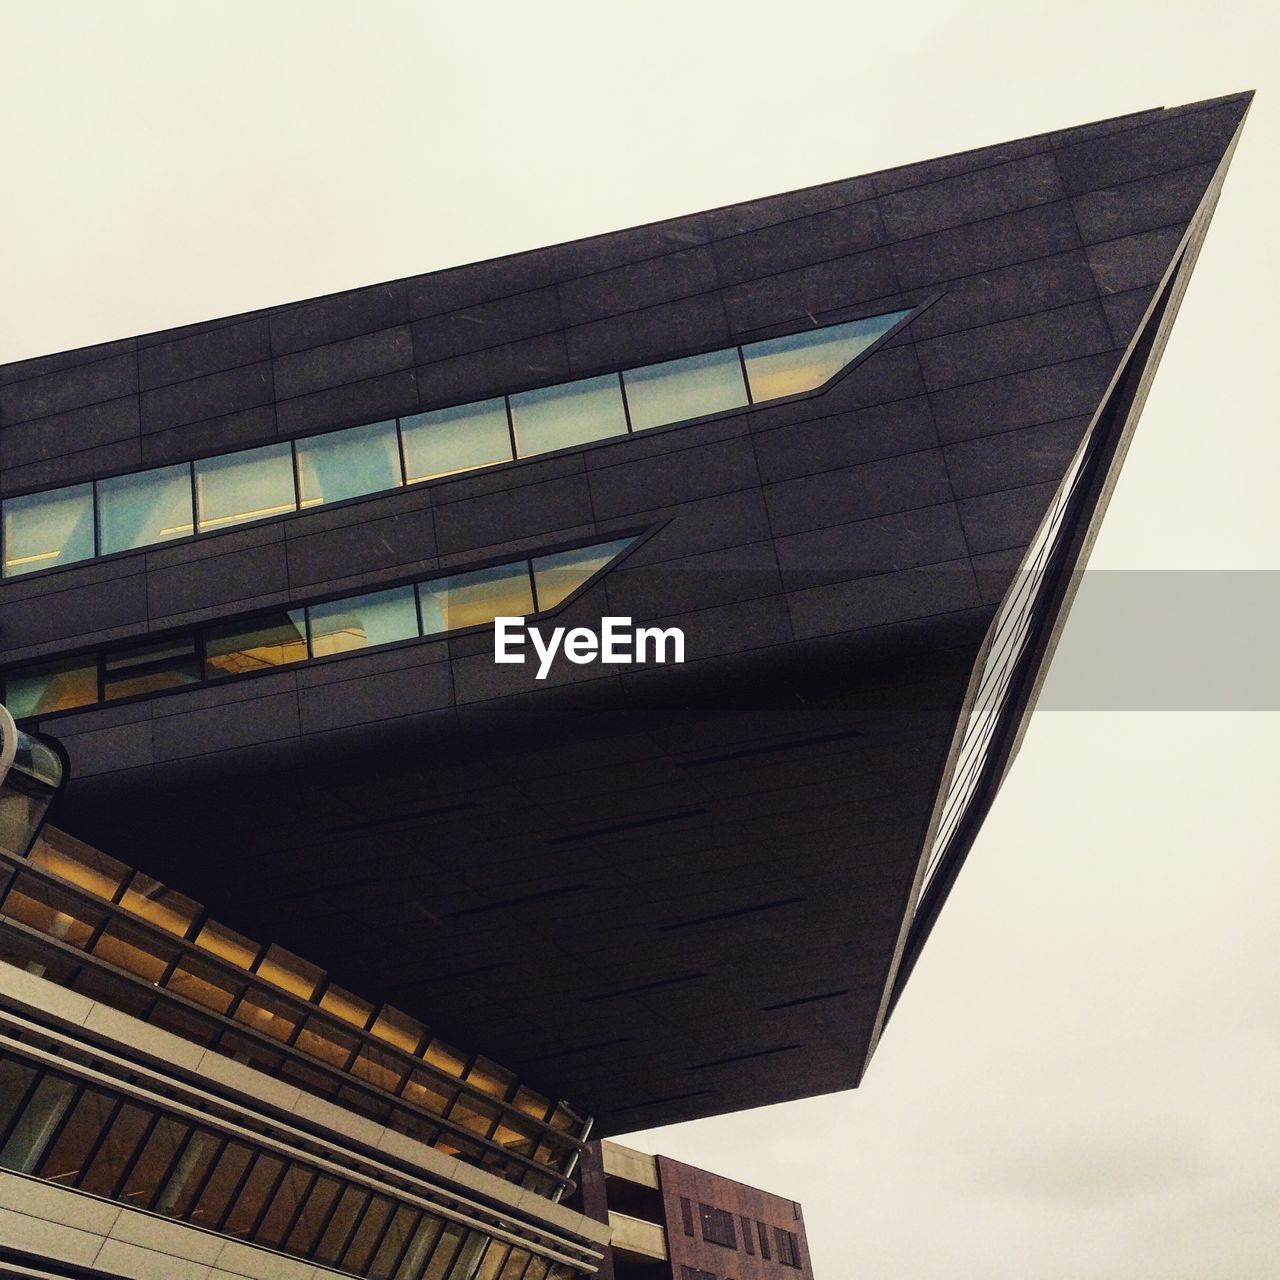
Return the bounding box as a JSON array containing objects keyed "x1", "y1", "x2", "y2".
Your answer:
[
  {"x1": 700, "y1": 1203, "x2": 737, "y2": 1249},
  {"x1": 680, "y1": 1196, "x2": 695, "y2": 1236},
  {"x1": 775, "y1": 1228, "x2": 801, "y2": 1268},
  {"x1": 681, "y1": 1268, "x2": 716, "y2": 1280},
  {"x1": 756, "y1": 1221, "x2": 771, "y2": 1260},
  {"x1": 740, "y1": 1215, "x2": 755, "y2": 1255}
]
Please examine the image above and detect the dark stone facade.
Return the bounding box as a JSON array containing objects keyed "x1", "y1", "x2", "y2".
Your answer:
[{"x1": 0, "y1": 94, "x2": 1251, "y2": 1132}]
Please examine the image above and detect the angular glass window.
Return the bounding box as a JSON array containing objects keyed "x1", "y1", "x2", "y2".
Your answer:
[
  {"x1": 221, "y1": 1150, "x2": 285, "y2": 1238},
  {"x1": 523, "y1": 1257, "x2": 551, "y2": 1280},
  {"x1": 97, "y1": 464, "x2": 194, "y2": 554},
  {"x1": 166, "y1": 955, "x2": 242, "y2": 1015},
  {"x1": 3, "y1": 483, "x2": 95, "y2": 577},
  {"x1": 26, "y1": 833, "x2": 105, "y2": 901},
  {"x1": 295, "y1": 1016, "x2": 359, "y2": 1070},
  {"x1": 37, "y1": 1086, "x2": 115, "y2": 1186},
  {"x1": 498, "y1": 1248, "x2": 532, "y2": 1280},
  {"x1": 0, "y1": 1060, "x2": 37, "y2": 1141},
  {"x1": 313, "y1": 1186, "x2": 371, "y2": 1268},
  {"x1": 194, "y1": 920, "x2": 259, "y2": 969},
  {"x1": 204, "y1": 609, "x2": 307, "y2": 677},
  {"x1": 351, "y1": 1043, "x2": 408, "y2": 1094},
  {"x1": 532, "y1": 538, "x2": 636, "y2": 612},
  {"x1": 402, "y1": 1067, "x2": 458, "y2": 1118},
  {"x1": 466, "y1": 1055, "x2": 514, "y2": 1099},
  {"x1": 341, "y1": 1195, "x2": 396, "y2": 1272},
  {"x1": 509, "y1": 374, "x2": 628, "y2": 457},
  {"x1": 0, "y1": 875, "x2": 100, "y2": 949},
  {"x1": 369, "y1": 1204, "x2": 423, "y2": 1278},
  {"x1": 395, "y1": 1217, "x2": 446, "y2": 1280},
  {"x1": 194, "y1": 443, "x2": 296, "y2": 533},
  {"x1": 448, "y1": 1093, "x2": 499, "y2": 1138},
  {"x1": 319, "y1": 984, "x2": 374, "y2": 1029},
  {"x1": 78, "y1": 1101, "x2": 151, "y2": 1199},
  {"x1": 418, "y1": 563, "x2": 534, "y2": 636},
  {"x1": 423, "y1": 1222, "x2": 467, "y2": 1280},
  {"x1": 422, "y1": 1038, "x2": 468, "y2": 1078},
  {"x1": 120, "y1": 872, "x2": 200, "y2": 937},
  {"x1": 93, "y1": 920, "x2": 177, "y2": 983},
  {"x1": 371, "y1": 1006, "x2": 427, "y2": 1055},
  {"x1": 103, "y1": 638, "x2": 200, "y2": 701},
  {"x1": 256, "y1": 1163, "x2": 317, "y2": 1249},
  {"x1": 285, "y1": 1174, "x2": 344, "y2": 1257},
  {"x1": 296, "y1": 419, "x2": 402, "y2": 508},
  {"x1": 0, "y1": 1073, "x2": 78, "y2": 1173},
  {"x1": 234, "y1": 989, "x2": 300, "y2": 1043},
  {"x1": 4, "y1": 656, "x2": 98, "y2": 719},
  {"x1": 450, "y1": 1233, "x2": 491, "y2": 1280},
  {"x1": 401, "y1": 399, "x2": 513, "y2": 483},
  {"x1": 623, "y1": 348, "x2": 748, "y2": 431},
  {"x1": 256, "y1": 943, "x2": 324, "y2": 1000},
  {"x1": 741, "y1": 310, "x2": 909, "y2": 402},
  {"x1": 119, "y1": 1114, "x2": 191, "y2": 1210},
  {"x1": 308, "y1": 586, "x2": 418, "y2": 658}
]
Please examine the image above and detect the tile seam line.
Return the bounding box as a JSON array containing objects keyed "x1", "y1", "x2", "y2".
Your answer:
[
  {"x1": 1043, "y1": 95, "x2": 1249, "y2": 153},
  {"x1": 1047, "y1": 144, "x2": 1112, "y2": 319},
  {"x1": 1, "y1": 326, "x2": 1133, "y2": 579},
  {"x1": 2, "y1": 240, "x2": 1148, "y2": 443},
  {"x1": 0, "y1": 337, "x2": 141, "y2": 388},
  {"x1": 0, "y1": 243, "x2": 1128, "y2": 439},
  {"x1": 0, "y1": 405, "x2": 1044, "y2": 611},
  {"x1": 0, "y1": 98, "x2": 1239, "y2": 376},
  {"x1": 884, "y1": 154, "x2": 1220, "y2": 259},
  {"x1": 0, "y1": 196, "x2": 1154, "y2": 436}
]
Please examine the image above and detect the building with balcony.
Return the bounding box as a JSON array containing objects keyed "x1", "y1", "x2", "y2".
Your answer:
[{"x1": 0, "y1": 91, "x2": 1251, "y2": 1278}]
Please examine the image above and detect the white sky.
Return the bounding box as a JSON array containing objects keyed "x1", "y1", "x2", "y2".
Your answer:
[{"x1": 1, "y1": 3, "x2": 1276, "y2": 1276}]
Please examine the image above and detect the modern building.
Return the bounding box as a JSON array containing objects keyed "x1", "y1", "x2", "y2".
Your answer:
[
  {"x1": 571, "y1": 1140, "x2": 811, "y2": 1280},
  {"x1": 0, "y1": 92, "x2": 1250, "y2": 1277}
]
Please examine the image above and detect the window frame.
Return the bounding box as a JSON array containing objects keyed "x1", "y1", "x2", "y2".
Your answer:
[{"x1": 0, "y1": 305, "x2": 921, "y2": 582}]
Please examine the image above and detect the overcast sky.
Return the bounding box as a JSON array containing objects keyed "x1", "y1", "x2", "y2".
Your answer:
[{"x1": 1, "y1": 3, "x2": 1276, "y2": 1276}]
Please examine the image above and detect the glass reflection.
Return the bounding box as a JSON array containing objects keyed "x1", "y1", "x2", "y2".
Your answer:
[
  {"x1": 195, "y1": 444, "x2": 296, "y2": 532},
  {"x1": 97, "y1": 465, "x2": 194, "y2": 554},
  {"x1": 103, "y1": 639, "x2": 200, "y2": 701},
  {"x1": 3, "y1": 656, "x2": 98, "y2": 719},
  {"x1": 623, "y1": 348, "x2": 748, "y2": 431},
  {"x1": 3, "y1": 539, "x2": 640, "y2": 721},
  {"x1": 509, "y1": 375, "x2": 628, "y2": 457},
  {"x1": 741, "y1": 311, "x2": 908, "y2": 401},
  {"x1": 204, "y1": 610, "x2": 307, "y2": 677},
  {"x1": 78, "y1": 1102, "x2": 150, "y2": 1198},
  {"x1": 532, "y1": 537, "x2": 635, "y2": 611},
  {"x1": 3, "y1": 484, "x2": 94, "y2": 577},
  {"x1": 296, "y1": 420, "x2": 402, "y2": 508},
  {"x1": 402, "y1": 400, "x2": 513, "y2": 483},
  {"x1": 0, "y1": 1074, "x2": 77, "y2": 1172},
  {"x1": 419, "y1": 564, "x2": 534, "y2": 635},
  {"x1": 38, "y1": 1087, "x2": 114, "y2": 1185},
  {"x1": 308, "y1": 586, "x2": 418, "y2": 657}
]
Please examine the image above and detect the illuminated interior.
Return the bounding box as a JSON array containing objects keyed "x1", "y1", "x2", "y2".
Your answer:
[{"x1": 1, "y1": 310, "x2": 911, "y2": 579}]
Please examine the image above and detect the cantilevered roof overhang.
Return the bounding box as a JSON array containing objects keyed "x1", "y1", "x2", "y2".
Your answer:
[{"x1": 0, "y1": 93, "x2": 1252, "y2": 1133}]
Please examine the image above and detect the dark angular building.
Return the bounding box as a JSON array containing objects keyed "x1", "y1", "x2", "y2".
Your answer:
[{"x1": 0, "y1": 93, "x2": 1250, "y2": 1278}]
